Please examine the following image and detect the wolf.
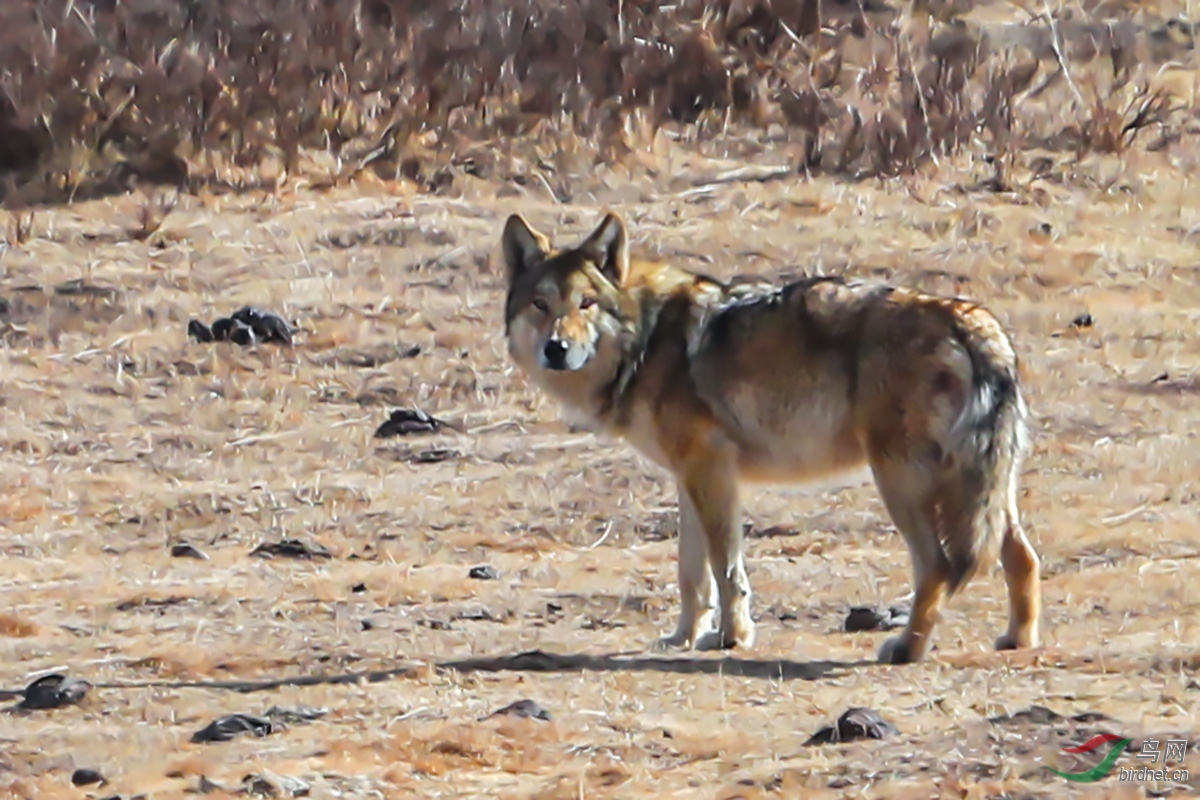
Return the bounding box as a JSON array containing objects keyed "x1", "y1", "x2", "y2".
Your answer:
[{"x1": 501, "y1": 211, "x2": 1041, "y2": 664}]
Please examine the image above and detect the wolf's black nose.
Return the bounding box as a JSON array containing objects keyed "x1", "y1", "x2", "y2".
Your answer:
[{"x1": 543, "y1": 339, "x2": 570, "y2": 369}]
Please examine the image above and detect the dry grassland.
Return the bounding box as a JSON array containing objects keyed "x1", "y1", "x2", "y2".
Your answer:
[{"x1": 3, "y1": 1, "x2": 1200, "y2": 798}]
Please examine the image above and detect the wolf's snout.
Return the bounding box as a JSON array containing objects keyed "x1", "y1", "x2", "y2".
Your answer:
[{"x1": 543, "y1": 339, "x2": 571, "y2": 370}]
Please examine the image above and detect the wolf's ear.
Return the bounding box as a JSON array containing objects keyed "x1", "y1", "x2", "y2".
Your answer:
[
  {"x1": 580, "y1": 212, "x2": 629, "y2": 287},
  {"x1": 502, "y1": 215, "x2": 550, "y2": 280}
]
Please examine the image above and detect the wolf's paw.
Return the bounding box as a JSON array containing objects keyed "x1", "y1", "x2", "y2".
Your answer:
[
  {"x1": 695, "y1": 625, "x2": 755, "y2": 652},
  {"x1": 877, "y1": 635, "x2": 918, "y2": 665},
  {"x1": 994, "y1": 631, "x2": 1039, "y2": 651},
  {"x1": 650, "y1": 631, "x2": 692, "y2": 652}
]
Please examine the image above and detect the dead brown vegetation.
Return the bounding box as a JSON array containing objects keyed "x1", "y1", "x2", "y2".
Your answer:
[{"x1": 0, "y1": 0, "x2": 1197, "y2": 207}]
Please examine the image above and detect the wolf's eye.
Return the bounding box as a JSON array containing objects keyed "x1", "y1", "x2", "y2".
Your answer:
[
  {"x1": 579, "y1": 296, "x2": 597, "y2": 310},
  {"x1": 532, "y1": 298, "x2": 550, "y2": 313}
]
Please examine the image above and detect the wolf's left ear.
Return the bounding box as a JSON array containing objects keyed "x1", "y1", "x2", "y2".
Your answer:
[
  {"x1": 580, "y1": 212, "x2": 628, "y2": 287},
  {"x1": 502, "y1": 215, "x2": 550, "y2": 280}
]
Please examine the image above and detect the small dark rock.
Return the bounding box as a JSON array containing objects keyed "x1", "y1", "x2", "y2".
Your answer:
[
  {"x1": 361, "y1": 618, "x2": 375, "y2": 631},
  {"x1": 193, "y1": 307, "x2": 294, "y2": 347},
  {"x1": 804, "y1": 707, "x2": 899, "y2": 745},
  {"x1": 844, "y1": 604, "x2": 910, "y2": 632},
  {"x1": 408, "y1": 447, "x2": 461, "y2": 464},
  {"x1": 210, "y1": 317, "x2": 237, "y2": 341},
  {"x1": 242, "y1": 772, "x2": 310, "y2": 798},
  {"x1": 191, "y1": 713, "x2": 274, "y2": 743},
  {"x1": 241, "y1": 774, "x2": 279, "y2": 797},
  {"x1": 19, "y1": 673, "x2": 91, "y2": 710},
  {"x1": 71, "y1": 768, "x2": 105, "y2": 787},
  {"x1": 418, "y1": 619, "x2": 453, "y2": 631},
  {"x1": 230, "y1": 306, "x2": 293, "y2": 345},
  {"x1": 196, "y1": 776, "x2": 225, "y2": 794},
  {"x1": 486, "y1": 698, "x2": 552, "y2": 722},
  {"x1": 988, "y1": 705, "x2": 1114, "y2": 726},
  {"x1": 265, "y1": 705, "x2": 328, "y2": 725},
  {"x1": 187, "y1": 320, "x2": 214, "y2": 342},
  {"x1": 1071, "y1": 312, "x2": 1094, "y2": 329},
  {"x1": 250, "y1": 538, "x2": 333, "y2": 560},
  {"x1": 374, "y1": 408, "x2": 452, "y2": 438},
  {"x1": 229, "y1": 321, "x2": 256, "y2": 346},
  {"x1": 351, "y1": 582, "x2": 367, "y2": 593},
  {"x1": 468, "y1": 565, "x2": 499, "y2": 581},
  {"x1": 170, "y1": 542, "x2": 208, "y2": 560}
]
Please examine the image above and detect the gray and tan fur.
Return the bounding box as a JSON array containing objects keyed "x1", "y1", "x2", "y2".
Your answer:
[{"x1": 502, "y1": 211, "x2": 1040, "y2": 664}]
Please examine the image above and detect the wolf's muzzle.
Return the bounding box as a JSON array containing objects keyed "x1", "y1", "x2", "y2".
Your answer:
[{"x1": 542, "y1": 339, "x2": 571, "y2": 370}]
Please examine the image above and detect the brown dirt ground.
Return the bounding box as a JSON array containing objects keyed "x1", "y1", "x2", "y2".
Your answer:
[{"x1": 4, "y1": 23, "x2": 1200, "y2": 800}]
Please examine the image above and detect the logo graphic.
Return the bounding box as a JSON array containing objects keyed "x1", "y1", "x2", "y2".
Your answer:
[{"x1": 1049, "y1": 734, "x2": 1134, "y2": 783}]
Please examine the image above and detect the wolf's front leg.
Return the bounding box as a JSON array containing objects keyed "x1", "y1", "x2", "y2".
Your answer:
[
  {"x1": 685, "y1": 456, "x2": 755, "y2": 651},
  {"x1": 652, "y1": 486, "x2": 718, "y2": 651}
]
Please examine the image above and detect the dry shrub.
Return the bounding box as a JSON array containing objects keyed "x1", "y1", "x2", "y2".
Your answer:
[{"x1": 0, "y1": 0, "x2": 1194, "y2": 204}]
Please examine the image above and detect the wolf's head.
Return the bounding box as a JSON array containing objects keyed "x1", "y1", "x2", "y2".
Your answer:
[{"x1": 502, "y1": 212, "x2": 633, "y2": 407}]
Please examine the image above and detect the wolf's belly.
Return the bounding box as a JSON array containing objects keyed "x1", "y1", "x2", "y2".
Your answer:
[
  {"x1": 734, "y1": 428, "x2": 868, "y2": 484},
  {"x1": 722, "y1": 394, "x2": 867, "y2": 484}
]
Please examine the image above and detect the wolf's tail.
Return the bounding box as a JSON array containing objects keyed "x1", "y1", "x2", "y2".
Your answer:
[{"x1": 942, "y1": 323, "x2": 1031, "y2": 595}]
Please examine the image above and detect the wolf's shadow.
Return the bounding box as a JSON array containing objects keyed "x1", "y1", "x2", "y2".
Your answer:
[
  {"x1": 439, "y1": 648, "x2": 870, "y2": 682},
  {"x1": 2, "y1": 649, "x2": 868, "y2": 705}
]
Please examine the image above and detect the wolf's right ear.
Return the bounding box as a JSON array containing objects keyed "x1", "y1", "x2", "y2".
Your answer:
[{"x1": 502, "y1": 215, "x2": 550, "y2": 280}]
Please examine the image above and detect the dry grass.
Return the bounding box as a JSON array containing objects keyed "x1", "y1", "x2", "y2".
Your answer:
[{"x1": 3, "y1": 1, "x2": 1200, "y2": 798}]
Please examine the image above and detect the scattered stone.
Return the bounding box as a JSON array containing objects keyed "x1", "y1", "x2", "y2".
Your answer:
[
  {"x1": 844, "y1": 605, "x2": 910, "y2": 632},
  {"x1": 115, "y1": 594, "x2": 189, "y2": 612},
  {"x1": 988, "y1": 705, "x2": 1112, "y2": 726},
  {"x1": 54, "y1": 278, "x2": 120, "y2": 299},
  {"x1": 1071, "y1": 312, "x2": 1094, "y2": 329},
  {"x1": 373, "y1": 408, "x2": 454, "y2": 438},
  {"x1": 71, "y1": 768, "x2": 105, "y2": 787},
  {"x1": 351, "y1": 582, "x2": 367, "y2": 593},
  {"x1": 264, "y1": 705, "x2": 329, "y2": 725},
  {"x1": 468, "y1": 565, "x2": 499, "y2": 581},
  {"x1": 361, "y1": 618, "x2": 375, "y2": 631},
  {"x1": 250, "y1": 538, "x2": 332, "y2": 560},
  {"x1": 170, "y1": 542, "x2": 208, "y2": 560},
  {"x1": 188, "y1": 306, "x2": 294, "y2": 346},
  {"x1": 408, "y1": 447, "x2": 461, "y2": 464},
  {"x1": 241, "y1": 773, "x2": 279, "y2": 797},
  {"x1": 485, "y1": 699, "x2": 552, "y2": 722},
  {"x1": 418, "y1": 618, "x2": 453, "y2": 631},
  {"x1": 195, "y1": 775, "x2": 226, "y2": 794},
  {"x1": 191, "y1": 713, "x2": 274, "y2": 743},
  {"x1": 804, "y1": 707, "x2": 899, "y2": 745},
  {"x1": 242, "y1": 772, "x2": 311, "y2": 798},
  {"x1": 187, "y1": 319, "x2": 214, "y2": 342},
  {"x1": 319, "y1": 344, "x2": 421, "y2": 368},
  {"x1": 18, "y1": 673, "x2": 91, "y2": 710}
]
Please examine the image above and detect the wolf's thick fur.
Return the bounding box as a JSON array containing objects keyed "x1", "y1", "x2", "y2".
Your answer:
[{"x1": 501, "y1": 212, "x2": 1041, "y2": 663}]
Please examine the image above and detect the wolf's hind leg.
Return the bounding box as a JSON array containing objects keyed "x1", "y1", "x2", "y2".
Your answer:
[
  {"x1": 872, "y1": 464, "x2": 951, "y2": 665},
  {"x1": 995, "y1": 490, "x2": 1041, "y2": 651},
  {"x1": 652, "y1": 486, "x2": 718, "y2": 650}
]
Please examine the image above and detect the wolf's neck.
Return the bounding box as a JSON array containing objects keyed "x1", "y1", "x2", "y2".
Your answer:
[{"x1": 593, "y1": 293, "x2": 673, "y2": 428}]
